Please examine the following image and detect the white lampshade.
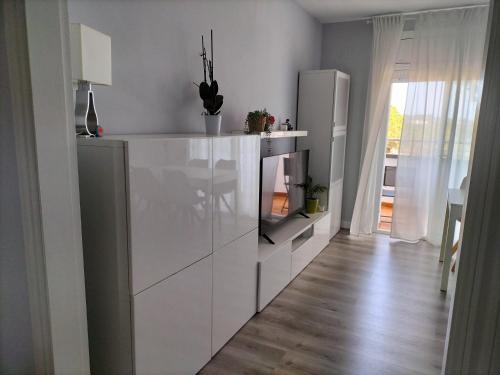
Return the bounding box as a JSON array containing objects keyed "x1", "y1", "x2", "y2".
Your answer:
[{"x1": 70, "y1": 23, "x2": 112, "y2": 85}]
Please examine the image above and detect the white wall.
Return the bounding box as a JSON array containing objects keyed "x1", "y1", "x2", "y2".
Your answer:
[
  {"x1": 321, "y1": 20, "x2": 372, "y2": 227},
  {"x1": 0, "y1": 8, "x2": 35, "y2": 372},
  {"x1": 67, "y1": 0, "x2": 322, "y2": 135}
]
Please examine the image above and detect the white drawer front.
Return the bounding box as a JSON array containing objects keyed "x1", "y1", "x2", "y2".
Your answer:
[
  {"x1": 133, "y1": 256, "x2": 212, "y2": 375},
  {"x1": 258, "y1": 241, "x2": 292, "y2": 311},
  {"x1": 291, "y1": 238, "x2": 317, "y2": 279}
]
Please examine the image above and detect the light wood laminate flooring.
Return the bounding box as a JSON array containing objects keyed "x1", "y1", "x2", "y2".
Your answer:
[{"x1": 200, "y1": 232, "x2": 453, "y2": 375}]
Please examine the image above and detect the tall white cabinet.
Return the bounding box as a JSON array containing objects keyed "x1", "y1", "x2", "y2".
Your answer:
[
  {"x1": 77, "y1": 134, "x2": 259, "y2": 375},
  {"x1": 297, "y1": 70, "x2": 350, "y2": 238}
]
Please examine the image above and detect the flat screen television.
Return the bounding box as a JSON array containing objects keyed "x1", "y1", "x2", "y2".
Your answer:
[{"x1": 259, "y1": 150, "x2": 309, "y2": 234}]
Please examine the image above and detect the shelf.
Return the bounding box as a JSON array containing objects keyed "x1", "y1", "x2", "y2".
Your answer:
[
  {"x1": 231, "y1": 130, "x2": 308, "y2": 139},
  {"x1": 259, "y1": 130, "x2": 308, "y2": 139}
]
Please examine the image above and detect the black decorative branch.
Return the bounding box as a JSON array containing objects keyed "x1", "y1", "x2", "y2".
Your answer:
[{"x1": 198, "y1": 29, "x2": 223, "y2": 115}]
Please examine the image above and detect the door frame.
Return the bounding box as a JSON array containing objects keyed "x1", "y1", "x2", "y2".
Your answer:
[
  {"x1": 443, "y1": 1, "x2": 500, "y2": 373},
  {"x1": 3, "y1": 0, "x2": 90, "y2": 373}
]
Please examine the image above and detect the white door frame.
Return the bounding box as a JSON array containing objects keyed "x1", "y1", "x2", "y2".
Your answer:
[
  {"x1": 443, "y1": 1, "x2": 500, "y2": 374},
  {"x1": 4, "y1": 0, "x2": 90, "y2": 373}
]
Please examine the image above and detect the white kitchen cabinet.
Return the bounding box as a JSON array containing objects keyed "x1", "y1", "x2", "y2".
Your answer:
[
  {"x1": 212, "y1": 136, "x2": 260, "y2": 251},
  {"x1": 297, "y1": 70, "x2": 350, "y2": 238},
  {"x1": 133, "y1": 256, "x2": 212, "y2": 375},
  {"x1": 212, "y1": 229, "x2": 258, "y2": 354}
]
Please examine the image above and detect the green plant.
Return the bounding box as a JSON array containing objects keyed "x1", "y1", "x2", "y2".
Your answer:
[
  {"x1": 246, "y1": 108, "x2": 269, "y2": 123},
  {"x1": 297, "y1": 176, "x2": 327, "y2": 200},
  {"x1": 246, "y1": 109, "x2": 275, "y2": 133}
]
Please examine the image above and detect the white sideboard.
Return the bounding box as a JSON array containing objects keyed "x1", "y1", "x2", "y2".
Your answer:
[{"x1": 77, "y1": 134, "x2": 259, "y2": 375}]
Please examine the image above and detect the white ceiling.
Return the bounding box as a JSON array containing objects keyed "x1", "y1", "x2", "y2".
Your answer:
[{"x1": 295, "y1": 0, "x2": 488, "y2": 23}]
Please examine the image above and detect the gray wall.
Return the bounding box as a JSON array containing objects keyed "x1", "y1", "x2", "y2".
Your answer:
[
  {"x1": 0, "y1": 8, "x2": 35, "y2": 372},
  {"x1": 321, "y1": 20, "x2": 372, "y2": 227},
  {"x1": 68, "y1": 0, "x2": 322, "y2": 136}
]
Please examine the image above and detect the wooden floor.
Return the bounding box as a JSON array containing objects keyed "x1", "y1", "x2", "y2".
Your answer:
[{"x1": 200, "y1": 232, "x2": 453, "y2": 375}]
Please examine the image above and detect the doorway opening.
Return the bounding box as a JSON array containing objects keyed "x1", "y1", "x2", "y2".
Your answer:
[{"x1": 378, "y1": 82, "x2": 407, "y2": 232}]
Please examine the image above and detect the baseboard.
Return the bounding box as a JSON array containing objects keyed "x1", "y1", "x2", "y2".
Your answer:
[{"x1": 341, "y1": 220, "x2": 351, "y2": 230}]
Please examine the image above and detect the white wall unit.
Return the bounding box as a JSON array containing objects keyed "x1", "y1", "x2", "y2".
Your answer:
[
  {"x1": 77, "y1": 134, "x2": 259, "y2": 375},
  {"x1": 133, "y1": 256, "x2": 212, "y2": 375},
  {"x1": 212, "y1": 229, "x2": 258, "y2": 354},
  {"x1": 297, "y1": 69, "x2": 350, "y2": 238},
  {"x1": 257, "y1": 213, "x2": 330, "y2": 312},
  {"x1": 213, "y1": 136, "x2": 260, "y2": 251}
]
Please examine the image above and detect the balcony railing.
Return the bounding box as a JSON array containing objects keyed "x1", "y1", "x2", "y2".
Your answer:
[{"x1": 386, "y1": 138, "x2": 401, "y2": 155}]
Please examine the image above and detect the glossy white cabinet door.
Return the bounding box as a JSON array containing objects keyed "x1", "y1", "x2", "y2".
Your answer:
[
  {"x1": 212, "y1": 229, "x2": 258, "y2": 354},
  {"x1": 314, "y1": 213, "x2": 331, "y2": 250},
  {"x1": 330, "y1": 131, "x2": 346, "y2": 185},
  {"x1": 127, "y1": 138, "x2": 212, "y2": 294},
  {"x1": 212, "y1": 135, "x2": 259, "y2": 250},
  {"x1": 133, "y1": 256, "x2": 212, "y2": 375},
  {"x1": 330, "y1": 179, "x2": 343, "y2": 238},
  {"x1": 297, "y1": 71, "x2": 336, "y2": 190},
  {"x1": 329, "y1": 131, "x2": 346, "y2": 237},
  {"x1": 333, "y1": 71, "x2": 350, "y2": 133}
]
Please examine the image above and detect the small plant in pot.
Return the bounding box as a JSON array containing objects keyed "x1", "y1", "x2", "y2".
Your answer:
[
  {"x1": 298, "y1": 176, "x2": 328, "y2": 214},
  {"x1": 246, "y1": 109, "x2": 275, "y2": 133},
  {"x1": 196, "y1": 30, "x2": 223, "y2": 135}
]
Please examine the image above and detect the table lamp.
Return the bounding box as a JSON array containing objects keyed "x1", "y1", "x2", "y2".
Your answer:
[{"x1": 70, "y1": 23, "x2": 111, "y2": 136}]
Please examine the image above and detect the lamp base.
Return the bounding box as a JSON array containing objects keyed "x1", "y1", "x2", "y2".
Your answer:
[{"x1": 75, "y1": 81, "x2": 99, "y2": 136}]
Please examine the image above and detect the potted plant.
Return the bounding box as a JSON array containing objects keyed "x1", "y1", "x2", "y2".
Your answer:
[
  {"x1": 299, "y1": 176, "x2": 328, "y2": 214},
  {"x1": 197, "y1": 30, "x2": 223, "y2": 135},
  {"x1": 246, "y1": 109, "x2": 275, "y2": 133}
]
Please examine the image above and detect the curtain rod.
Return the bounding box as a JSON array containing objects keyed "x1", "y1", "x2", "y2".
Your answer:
[{"x1": 364, "y1": 3, "x2": 489, "y2": 23}]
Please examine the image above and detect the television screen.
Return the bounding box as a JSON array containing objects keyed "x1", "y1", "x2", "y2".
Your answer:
[{"x1": 260, "y1": 150, "x2": 309, "y2": 232}]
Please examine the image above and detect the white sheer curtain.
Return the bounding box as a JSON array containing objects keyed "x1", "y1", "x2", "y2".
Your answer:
[
  {"x1": 391, "y1": 7, "x2": 488, "y2": 245},
  {"x1": 350, "y1": 15, "x2": 404, "y2": 235}
]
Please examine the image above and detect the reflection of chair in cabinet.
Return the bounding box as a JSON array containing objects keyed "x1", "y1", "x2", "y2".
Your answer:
[
  {"x1": 213, "y1": 159, "x2": 238, "y2": 229},
  {"x1": 164, "y1": 169, "x2": 207, "y2": 225},
  {"x1": 187, "y1": 158, "x2": 211, "y2": 209},
  {"x1": 281, "y1": 157, "x2": 291, "y2": 214}
]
